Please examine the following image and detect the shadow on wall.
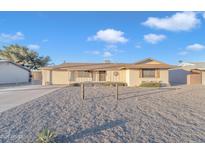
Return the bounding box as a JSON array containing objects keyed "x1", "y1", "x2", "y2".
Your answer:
[{"x1": 169, "y1": 69, "x2": 190, "y2": 86}]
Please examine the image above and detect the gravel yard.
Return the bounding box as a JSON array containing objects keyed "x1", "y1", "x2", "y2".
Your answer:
[{"x1": 0, "y1": 85, "x2": 205, "y2": 143}]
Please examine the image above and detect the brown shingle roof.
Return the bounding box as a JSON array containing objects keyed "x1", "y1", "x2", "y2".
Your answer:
[
  {"x1": 41, "y1": 58, "x2": 172, "y2": 71},
  {"x1": 41, "y1": 63, "x2": 171, "y2": 71}
]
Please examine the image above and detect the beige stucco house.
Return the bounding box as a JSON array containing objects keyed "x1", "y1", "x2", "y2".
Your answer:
[{"x1": 41, "y1": 58, "x2": 171, "y2": 87}]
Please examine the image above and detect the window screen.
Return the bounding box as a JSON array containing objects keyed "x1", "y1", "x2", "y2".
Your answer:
[
  {"x1": 142, "y1": 69, "x2": 155, "y2": 78},
  {"x1": 77, "y1": 71, "x2": 90, "y2": 78}
]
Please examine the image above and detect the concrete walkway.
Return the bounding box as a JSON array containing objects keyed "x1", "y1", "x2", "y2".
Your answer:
[{"x1": 0, "y1": 85, "x2": 63, "y2": 113}]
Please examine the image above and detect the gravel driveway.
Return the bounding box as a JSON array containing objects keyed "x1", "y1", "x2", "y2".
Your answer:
[{"x1": 0, "y1": 85, "x2": 205, "y2": 143}]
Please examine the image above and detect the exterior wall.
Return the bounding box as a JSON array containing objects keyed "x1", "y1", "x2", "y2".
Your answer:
[
  {"x1": 126, "y1": 69, "x2": 169, "y2": 87},
  {"x1": 126, "y1": 69, "x2": 138, "y2": 86},
  {"x1": 68, "y1": 71, "x2": 92, "y2": 83},
  {"x1": 187, "y1": 75, "x2": 190, "y2": 85},
  {"x1": 51, "y1": 70, "x2": 69, "y2": 85},
  {"x1": 202, "y1": 71, "x2": 205, "y2": 85},
  {"x1": 32, "y1": 71, "x2": 42, "y2": 80},
  {"x1": 106, "y1": 70, "x2": 126, "y2": 83},
  {"x1": 187, "y1": 73, "x2": 202, "y2": 85},
  {"x1": 0, "y1": 62, "x2": 29, "y2": 84},
  {"x1": 31, "y1": 70, "x2": 42, "y2": 85},
  {"x1": 42, "y1": 70, "x2": 52, "y2": 85}
]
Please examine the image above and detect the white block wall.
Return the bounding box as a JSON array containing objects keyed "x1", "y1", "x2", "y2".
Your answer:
[{"x1": 0, "y1": 62, "x2": 29, "y2": 84}]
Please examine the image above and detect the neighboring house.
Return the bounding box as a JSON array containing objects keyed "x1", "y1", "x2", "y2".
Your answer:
[
  {"x1": 169, "y1": 67, "x2": 190, "y2": 85},
  {"x1": 171, "y1": 62, "x2": 205, "y2": 85},
  {"x1": 0, "y1": 60, "x2": 30, "y2": 84},
  {"x1": 41, "y1": 58, "x2": 171, "y2": 87},
  {"x1": 186, "y1": 62, "x2": 205, "y2": 85}
]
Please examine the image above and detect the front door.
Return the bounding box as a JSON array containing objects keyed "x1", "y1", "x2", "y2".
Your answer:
[{"x1": 99, "y1": 71, "x2": 106, "y2": 81}]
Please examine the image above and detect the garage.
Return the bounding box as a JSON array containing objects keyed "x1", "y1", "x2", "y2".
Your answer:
[
  {"x1": 188, "y1": 69, "x2": 205, "y2": 85},
  {"x1": 0, "y1": 60, "x2": 30, "y2": 84}
]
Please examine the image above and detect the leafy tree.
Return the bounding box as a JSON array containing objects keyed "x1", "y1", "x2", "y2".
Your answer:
[{"x1": 0, "y1": 44, "x2": 51, "y2": 70}]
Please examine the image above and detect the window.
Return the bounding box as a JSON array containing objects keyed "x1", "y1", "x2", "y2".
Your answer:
[
  {"x1": 142, "y1": 69, "x2": 155, "y2": 78},
  {"x1": 77, "y1": 71, "x2": 90, "y2": 78}
]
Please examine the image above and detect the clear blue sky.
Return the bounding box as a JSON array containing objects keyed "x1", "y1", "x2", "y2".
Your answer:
[{"x1": 0, "y1": 11, "x2": 204, "y2": 65}]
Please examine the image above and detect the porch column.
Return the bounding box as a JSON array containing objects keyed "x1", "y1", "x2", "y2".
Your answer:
[{"x1": 49, "y1": 70, "x2": 52, "y2": 85}]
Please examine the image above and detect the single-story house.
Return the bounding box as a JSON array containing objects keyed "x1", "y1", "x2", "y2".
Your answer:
[
  {"x1": 41, "y1": 58, "x2": 171, "y2": 87},
  {"x1": 0, "y1": 60, "x2": 30, "y2": 84}
]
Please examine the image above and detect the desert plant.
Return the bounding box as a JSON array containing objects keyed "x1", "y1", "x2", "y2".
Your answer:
[
  {"x1": 36, "y1": 128, "x2": 55, "y2": 143},
  {"x1": 139, "y1": 81, "x2": 161, "y2": 87}
]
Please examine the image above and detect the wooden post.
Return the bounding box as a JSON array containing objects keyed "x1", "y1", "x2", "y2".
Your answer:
[
  {"x1": 116, "y1": 83, "x2": 118, "y2": 100},
  {"x1": 81, "y1": 83, "x2": 85, "y2": 100}
]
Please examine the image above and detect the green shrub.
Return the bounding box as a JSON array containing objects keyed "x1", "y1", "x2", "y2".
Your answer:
[
  {"x1": 139, "y1": 81, "x2": 161, "y2": 87},
  {"x1": 69, "y1": 83, "x2": 81, "y2": 87},
  {"x1": 69, "y1": 82, "x2": 127, "y2": 87},
  {"x1": 101, "y1": 82, "x2": 127, "y2": 87},
  {"x1": 36, "y1": 128, "x2": 55, "y2": 143}
]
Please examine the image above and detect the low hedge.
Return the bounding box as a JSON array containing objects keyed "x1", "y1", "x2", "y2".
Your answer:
[
  {"x1": 69, "y1": 82, "x2": 127, "y2": 87},
  {"x1": 139, "y1": 81, "x2": 161, "y2": 87}
]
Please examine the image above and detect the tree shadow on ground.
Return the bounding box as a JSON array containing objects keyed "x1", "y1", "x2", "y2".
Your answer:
[{"x1": 54, "y1": 119, "x2": 127, "y2": 143}]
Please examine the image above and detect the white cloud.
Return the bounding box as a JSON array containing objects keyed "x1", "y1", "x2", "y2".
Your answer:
[
  {"x1": 88, "y1": 28, "x2": 128, "y2": 44},
  {"x1": 27, "y1": 44, "x2": 40, "y2": 50},
  {"x1": 179, "y1": 43, "x2": 205, "y2": 56},
  {"x1": 144, "y1": 33, "x2": 166, "y2": 44},
  {"x1": 103, "y1": 51, "x2": 112, "y2": 57},
  {"x1": 142, "y1": 12, "x2": 200, "y2": 31},
  {"x1": 0, "y1": 32, "x2": 24, "y2": 42},
  {"x1": 186, "y1": 43, "x2": 205, "y2": 51}
]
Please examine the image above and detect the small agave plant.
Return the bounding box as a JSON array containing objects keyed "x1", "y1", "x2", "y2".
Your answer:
[{"x1": 36, "y1": 128, "x2": 55, "y2": 143}]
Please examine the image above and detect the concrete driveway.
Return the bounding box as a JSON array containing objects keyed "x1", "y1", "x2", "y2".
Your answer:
[{"x1": 0, "y1": 84, "x2": 63, "y2": 113}]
